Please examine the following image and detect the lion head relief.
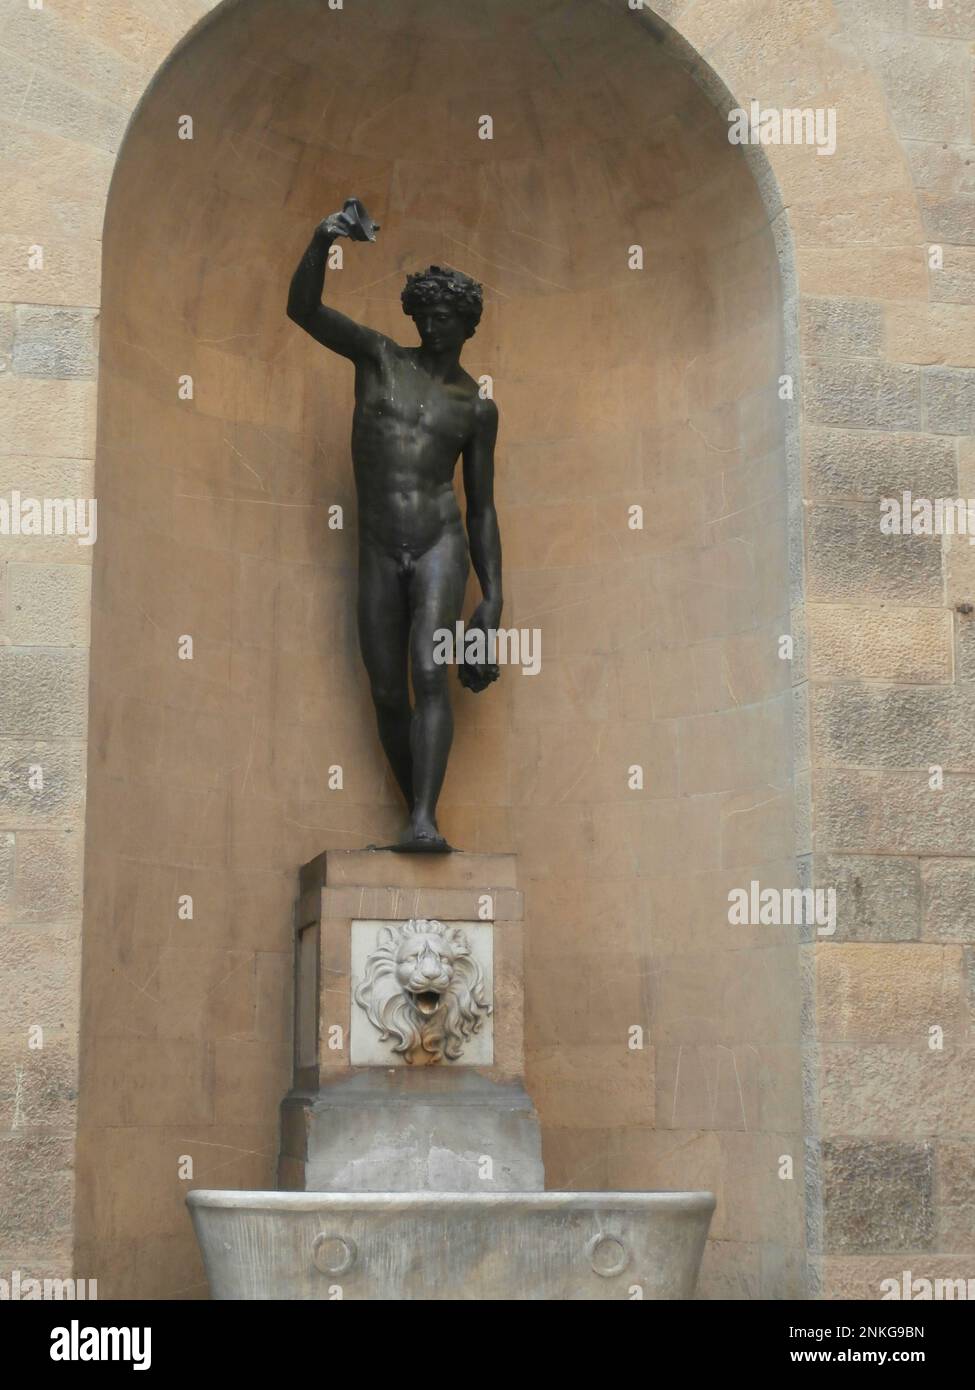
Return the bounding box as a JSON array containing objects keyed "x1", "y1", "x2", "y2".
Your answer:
[{"x1": 353, "y1": 919, "x2": 491, "y2": 1064}]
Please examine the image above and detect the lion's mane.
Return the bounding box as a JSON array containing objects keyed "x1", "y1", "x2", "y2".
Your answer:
[{"x1": 353, "y1": 919, "x2": 491, "y2": 1063}]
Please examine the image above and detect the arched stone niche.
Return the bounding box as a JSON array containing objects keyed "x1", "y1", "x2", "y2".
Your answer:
[{"x1": 77, "y1": 0, "x2": 802, "y2": 1297}]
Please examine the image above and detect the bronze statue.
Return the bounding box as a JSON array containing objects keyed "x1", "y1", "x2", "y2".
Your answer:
[{"x1": 287, "y1": 200, "x2": 502, "y2": 852}]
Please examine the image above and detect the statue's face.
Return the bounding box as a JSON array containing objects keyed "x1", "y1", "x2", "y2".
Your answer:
[{"x1": 412, "y1": 299, "x2": 468, "y2": 354}]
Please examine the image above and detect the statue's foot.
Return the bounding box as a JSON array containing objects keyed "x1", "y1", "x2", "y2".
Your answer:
[{"x1": 391, "y1": 819, "x2": 452, "y2": 854}]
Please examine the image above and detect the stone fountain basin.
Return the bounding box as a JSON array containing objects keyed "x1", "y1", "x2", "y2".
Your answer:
[{"x1": 187, "y1": 1189, "x2": 715, "y2": 1300}]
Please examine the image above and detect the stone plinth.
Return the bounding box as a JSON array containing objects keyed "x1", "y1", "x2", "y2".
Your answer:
[{"x1": 279, "y1": 850, "x2": 544, "y2": 1193}]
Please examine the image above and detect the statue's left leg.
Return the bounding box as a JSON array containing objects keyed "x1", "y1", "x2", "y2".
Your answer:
[
  {"x1": 357, "y1": 539, "x2": 414, "y2": 810},
  {"x1": 403, "y1": 528, "x2": 469, "y2": 850}
]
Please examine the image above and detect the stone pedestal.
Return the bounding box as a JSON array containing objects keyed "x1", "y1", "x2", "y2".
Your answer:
[
  {"x1": 192, "y1": 849, "x2": 715, "y2": 1297},
  {"x1": 278, "y1": 850, "x2": 544, "y2": 1193}
]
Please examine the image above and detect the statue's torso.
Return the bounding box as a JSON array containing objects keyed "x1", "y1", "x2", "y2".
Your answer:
[{"x1": 351, "y1": 344, "x2": 477, "y2": 556}]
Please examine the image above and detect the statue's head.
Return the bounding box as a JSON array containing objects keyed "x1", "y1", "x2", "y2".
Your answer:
[{"x1": 401, "y1": 265, "x2": 483, "y2": 351}]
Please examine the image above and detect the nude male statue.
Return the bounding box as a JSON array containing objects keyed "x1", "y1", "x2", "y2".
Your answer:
[{"x1": 287, "y1": 200, "x2": 502, "y2": 853}]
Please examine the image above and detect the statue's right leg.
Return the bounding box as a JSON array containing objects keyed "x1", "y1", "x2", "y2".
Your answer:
[{"x1": 356, "y1": 542, "x2": 414, "y2": 811}]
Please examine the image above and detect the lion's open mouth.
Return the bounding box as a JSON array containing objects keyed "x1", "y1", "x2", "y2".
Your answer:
[{"x1": 409, "y1": 989, "x2": 442, "y2": 1016}]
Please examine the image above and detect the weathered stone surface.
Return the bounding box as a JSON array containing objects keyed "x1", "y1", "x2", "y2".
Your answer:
[
  {"x1": 922, "y1": 859, "x2": 975, "y2": 943},
  {"x1": 0, "y1": 739, "x2": 87, "y2": 827},
  {"x1": 905, "y1": 140, "x2": 975, "y2": 196},
  {"x1": 804, "y1": 359, "x2": 921, "y2": 431},
  {"x1": 0, "y1": 1035, "x2": 78, "y2": 1133},
  {"x1": 793, "y1": 787, "x2": 810, "y2": 865},
  {"x1": 956, "y1": 609, "x2": 975, "y2": 680},
  {"x1": 0, "y1": 235, "x2": 102, "y2": 308},
  {"x1": 866, "y1": 34, "x2": 971, "y2": 142},
  {"x1": 7, "y1": 564, "x2": 91, "y2": 646},
  {"x1": 10, "y1": 829, "x2": 84, "y2": 924},
  {"x1": 0, "y1": 457, "x2": 95, "y2": 566},
  {"x1": 792, "y1": 681, "x2": 810, "y2": 772},
  {"x1": 803, "y1": 426, "x2": 957, "y2": 502},
  {"x1": 924, "y1": 367, "x2": 975, "y2": 434},
  {"x1": 879, "y1": 772, "x2": 975, "y2": 855},
  {"x1": 821, "y1": 1045, "x2": 975, "y2": 1136},
  {"x1": 936, "y1": 1139, "x2": 975, "y2": 1251},
  {"x1": 0, "y1": 831, "x2": 13, "y2": 919},
  {"x1": 0, "y1": 649, "x2": 88, "y2": 737},
  {"x1": 0, "y1": 1134, "x2": 75, "y2": 1243},
  {"x1": 931, "y1": 248, "x2": 975, "y2": 306},
  {"x1": 816, "y1": 770, "x2": 881, "y2": 853},
  {"x1": 0, "y1": 304, "x2": 13, "y2": 368},
  {"x1": 807, "y1": 604, "x2": 952, "y2": 683},
  {"x1": 11, "y1": 306, "x2": 97, "y2": 378},
  {"x1": 806, "y1": 505, "x2": 942, "y2": 604},
  {"x1": 833, "y1": 0, "x2": 911, "y2": 36},
  {"x1": 0, "y1": 378, "x2": 96, "y2": 456},
  {"x1": 811, "y1": 685, "x2": 975, "y2": 770},
  {"x1": 800, "y1": 298, "x2": 883, "y2": 357},
  {"x1": 823, "y1": 1254, "x2": 975, "y2": 1300},
  {"x1": 910, "y1": 0, "x2": 975, "y2": 39},
  {"x1": 0, "y1": 6, "x2": 151, "y2": 109},
  {"x1": 798, "y1": 246, "x2": 928, "y2": 300},
  {"x1": 959, "y1": 436, "x2": 975, "y2": 494},
  {"x1": 944, "y1": 530, "x2": 975, "y2": 609},
  {"x1": 815, "y1": 942, "x2": 963, "y2": 1040},
  {"x1": 639, "y1": 0, "x2": 689, "y2": 21},
  {"x1": 887, "y1": 302, "x2": 975, "y2": 367},
  {"x1": 920, "y1": 192, "x2": 975, "y2": 245},
  {"x1": 815, "y1": 853, "x2": 920, "y2": 942},
  {"x1": 1, "y1": 119, "x2": 114, "y2": 250},
  {"x1": 0, "y1": 46, "x2": 128, "y2": 151},
  {"x1": 821, "y1": 1139, "x2": 934, "y2": 1254},
  {"x1": 0, "y1": 925, "x2": 79, "y2": 1026}
]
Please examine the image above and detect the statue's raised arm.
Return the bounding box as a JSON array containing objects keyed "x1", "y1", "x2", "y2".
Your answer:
[{"x1": 286, "y1": 198, "x2": 386, "y2": 363}]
